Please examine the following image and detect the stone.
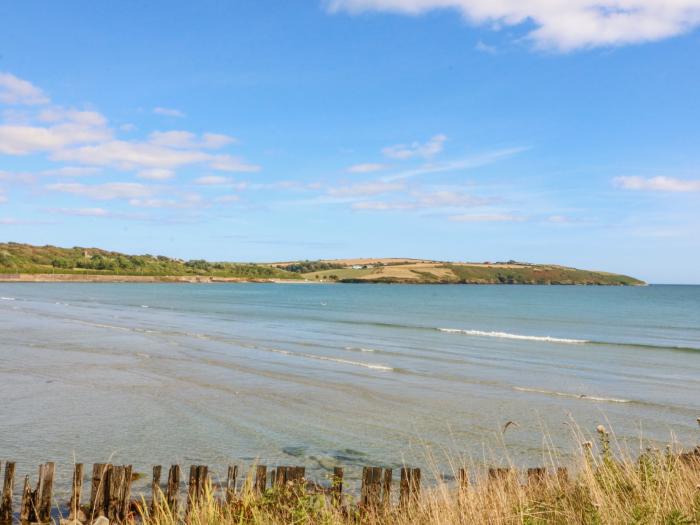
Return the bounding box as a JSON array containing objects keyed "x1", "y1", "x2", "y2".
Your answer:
[{"x1": 91, "y1": 517, "x2": 109, "y2": 525}]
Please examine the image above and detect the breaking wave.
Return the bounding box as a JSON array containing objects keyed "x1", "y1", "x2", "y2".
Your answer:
[
  {"x1": 513, "y1": 386, "x2": 631, "y2": 403},
  {"x1": 438, "y1": 328, "x2": 588, "y2": 344}
]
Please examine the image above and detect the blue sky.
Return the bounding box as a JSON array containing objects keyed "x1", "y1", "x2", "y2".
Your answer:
[{"x1": 1, "y1": 1, "x2": 699, "y2": 283}]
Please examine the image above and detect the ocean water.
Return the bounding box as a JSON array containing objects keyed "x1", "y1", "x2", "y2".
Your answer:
[{"x1": 1, "y1": 283, "x2": 699, "y2": 492}]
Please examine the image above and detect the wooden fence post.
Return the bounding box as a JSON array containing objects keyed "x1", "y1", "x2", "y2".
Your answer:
[
  {"x1": 35, "y1": 462, "x2": 55, "y2": 523},
  {"x1": 151, "y1": 465, "x2": 162, "y2": 514},
  {"x1": 89, "y1": 463, "x2": 109, "y2": 517},
  {"x1": 69, "y1": 463, "x2": 84, "y2": 519},
  {"x1": 381, "y1": 468, "x2": 392, "y2": 508},
  {"x1": 254, "y1": 466, "x2": 267, "y2": 494},
  {"x1": 360, "y1": 467, "x2": 382, "y2": 510},
  {"x1": 106, "y1": 466, "x2": 126, "y2": 523},
  {"x1": 331, "y1": 467, "x2": 343, "y2": 506},
  {"x1": 527, "y1": 467, "x2": 546, "y2": 486},
  {"x1": 166, "y1": 465, "x2": 180, "y2": 513},
  {"x1": 399, "y1": 467, "x2": 420, "y2": 508},
  {"x1": 121, "y1": 465, "x2": 133, "y2": 521},
  {"x1": 19, "y1": 476, "x2": 31, "y2": 523},
  {"x1": 0, "y1": 462, "x2": 15, "y2": 523},
  {"x1": 226, "y1": 465, "x2": 238, "y2": 504}
]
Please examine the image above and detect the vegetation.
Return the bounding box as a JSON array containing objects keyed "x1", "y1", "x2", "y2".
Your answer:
[
  {"x1": 134, "y1": 425, "x2": 699, "y2": 524},
  {"x1": 0, "y1": 242, "x2": 298, "y2": 280},
  {"x1": 280, "y1": 260, "x2": 346, "y2": 273},
  {"x1": 0, "y1": 242, "x2": 645, "y2": 285}
]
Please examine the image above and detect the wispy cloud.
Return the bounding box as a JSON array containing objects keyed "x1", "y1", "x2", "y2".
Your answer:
[
  {"x1": 194, "y1": 175, "x2": 231, "y2": 185},
  {"x1": 46, "y1": 182, "x2": 154, "y2": 200},
  {"x1": 326, "y1": 0, "x2": 700, "y2": 51},
  {"x1": 614, "y1": 176, "x2": 700, "y2": 192},
  {"x1": 137, "y1": 168, "x2": 175, "y2": 180},
  {"x1": 346, "y1": 162, "x2": 388, "y2": 173},
  {"x1": 0, "y1": 72, "x2": 49, "y2": 105},
  {"x1": 153, "y1": 107, "x2": 185, "y2": 118},
  {"x1": 382, "y1": 134, "x2": 446, "y2": 160},
  {"x1": 381, "y1": 146, "x2": 527, "y2": 182},
  {"x1": 52, "y1": 207, "x2": 111, "y2": 217},
  {"x1": 328, "y1": 181, "x2": 404, "y2": 197},
  {"x1": 448, "y1": 213, "x2": 525, "y2": 222}
]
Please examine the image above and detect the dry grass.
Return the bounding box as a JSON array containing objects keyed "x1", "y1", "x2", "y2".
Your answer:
[{"x1": 135, "y1": 427, "x2": 700, "y2": 525}]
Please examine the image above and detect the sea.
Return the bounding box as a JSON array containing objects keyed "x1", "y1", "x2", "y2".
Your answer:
[{"x1": 1, "y1": 282, "x2": 699, "y2": 493}]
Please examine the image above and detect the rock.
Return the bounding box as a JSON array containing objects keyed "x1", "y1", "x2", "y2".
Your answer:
[
  {"x1": 91, "y1": 517, "x2": 109, "y2": 525},
  {"x1": 60, "y1": 519, "x2": 82, "y2": 525},
  {"x1": 76, "y1": 509, "x2": 88, "y2": 523}
]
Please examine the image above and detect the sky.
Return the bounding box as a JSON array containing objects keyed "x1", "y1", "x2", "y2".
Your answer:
[{"x1": 0, "y1": 1, "x2": 699, "y2": 283}]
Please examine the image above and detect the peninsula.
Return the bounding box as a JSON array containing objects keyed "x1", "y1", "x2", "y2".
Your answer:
[{"x1": 0, "y1": 243, "x2": 645, "y2": 285}]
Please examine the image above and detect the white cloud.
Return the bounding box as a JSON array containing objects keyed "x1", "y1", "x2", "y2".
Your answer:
[
  {"x1": 326, "y1": 0, "x2": 700, "y2": 51},
  {"x1": 328, "y1": 181, "x2": 404, "y2": 196},
  {"x1": 351, "y1": 189, "x2": 488, "y2": 210},
  {"x1": 382, "y1": 134, "x2": 446, "y2": 159},
  {"x1": 148, "y1": 130, "x2": 236, "y2": 150},
  {"x1": 137, "y1": 168, "x2": 175, "y2": 180},
  {"x1": 208, "y1": 154, "x2": 261, "y2": 172},
  {"x1": 54, "y1": 207, "x2": 111, "y2": 217},
  {"x1": 448, "y1": 213, "x2": 524, "y2": 222},
  {"x1": 194, "y1": 175, "x2": 231, "y2": 185},
  {"x1": 52, "y1": 140, "x2": 210, "y2": 169},
  {"x1": 129, "y1": 193, "x2": 204, "y2": 209},
  {"x1": 346, "y1": 162, "x2": 388, "y2": 173},
  {"x1": 42, "y1": 166, "x2": 102, "y2": 177},
  {"x1": 0, "y1": 120, "x2": 112, "y2": 155},
  {"x1": 0, "y1": 192, "x2": 6, "y2": 204},
  {"x1": 46, "y1": 182, "x2": 154, "y2": 200},
  {"x1": 382, "y1": 147, "x2": 527, "y2": 181},
  {"x1": 153, "y1": 107, "x2": 185, "y2": 118},
  {"x1": 614, "y1": 176, "x2": 700, "y2": 192},
  {"x1": 0, "y1": 72, "x2": 49, "y2": 105}
]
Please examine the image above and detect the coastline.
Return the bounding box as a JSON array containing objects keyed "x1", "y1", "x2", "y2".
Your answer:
[{"x1": 0, "y1": 273, "x2": 309, "y2": 284}]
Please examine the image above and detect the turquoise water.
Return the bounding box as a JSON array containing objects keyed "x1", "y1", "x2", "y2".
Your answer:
[{"x1": 1, "y1": 283, "x2": 699, "y2": 491}]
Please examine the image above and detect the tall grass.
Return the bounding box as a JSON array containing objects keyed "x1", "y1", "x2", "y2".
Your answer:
[{"x1": 134, "y1": 425, "x2": 700, "y2": 525}]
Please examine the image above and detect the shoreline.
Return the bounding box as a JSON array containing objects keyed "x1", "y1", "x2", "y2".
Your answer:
[{"x1": 0, "y1": 273, "x2": 310, "y2": 284}]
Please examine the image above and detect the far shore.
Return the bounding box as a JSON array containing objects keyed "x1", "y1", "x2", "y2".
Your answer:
[{"x1": 0, "y1": 273, "x2": 313, "y2": 284}]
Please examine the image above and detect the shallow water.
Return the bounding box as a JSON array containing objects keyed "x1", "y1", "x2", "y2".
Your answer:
[{"x1": 1, "y1": 283, "x2": 699, "y2": 492}]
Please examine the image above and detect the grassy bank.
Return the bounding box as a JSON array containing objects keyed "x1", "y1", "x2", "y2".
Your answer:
[{"x1": 137, "y1": 433, "x2": 700, "y2": 524}]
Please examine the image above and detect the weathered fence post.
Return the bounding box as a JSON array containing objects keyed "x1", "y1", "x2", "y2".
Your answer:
[
  {"x1": 35, "y1": 462, "x2": 55, "y2": 523},
  {"x1": 527, "y1": 467, "x2": 546, "y2": 486},
  {"x1": 151, "y1": 465, "x2": 162, "y2": 514},
  {"x1": 69, "y1": 463, "x2": 84, "y2": 520},
  {"x1": 121, "y1": 465, "x2": 133, "y2": 521},
  {"x1": 382, "y1": 468, "x2": 392, "y2": 507},
  {"x1": 254, "y1": 466, "x2": 267, "y2": 494},
  {"x1": 90, "y1": 463, "x2": 109, "y2": 517},
  {"x1": 399, "y1": 467, "x2": 420, "y2": 508},
  {"x1": 331, "y1": 467, "x2": 343, "y2": 506},
  {"x1": 360, "y1": 467, "x2": 382, "y2": 510},
  {"x1": 0, "y1": 462, "x2": 15, "y2": 523},
  {"x1": 19, "y1": 476, "x2": 31, "y2": 523},
  {"x1": 458, "y1": 468, "x2": 468, "y2": 492},
  {"x1": 556, "y1": 467, "x2": 569, "y2": 485},
  {"x1": 106, "y1": 465, "x2": 126, "y2": 523},
  {"x1": 166, "y1": 465, "x2": 180, "y2": 513},
  {"x1": 226, "y1": 465, "x2": 238, "y2": 504}
]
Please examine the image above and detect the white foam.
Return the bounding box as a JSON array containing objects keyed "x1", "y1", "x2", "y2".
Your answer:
[
  {"x1": 513, "y1": 386, "x2": 630, "y2": 403},
  {"x1": 438, "y1": 328, "x2": 587, "y2": 344},
  {"x1": 344, "y1": 346, "x2": 377, "y2": 353},
  {"x1": 273, "y1": 348, "x2": 392, "y2": 371},
  {"x1": 1, "y1": 296, "x2": 15, "y2": 301},
  {"x1": 141, "y1": 305, "x2": 149, "y2": 308}
]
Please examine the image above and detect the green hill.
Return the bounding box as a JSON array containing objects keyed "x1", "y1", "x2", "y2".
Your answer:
[{"x1": 0, "y1": 243, "x2": 645, "y2": 285}]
